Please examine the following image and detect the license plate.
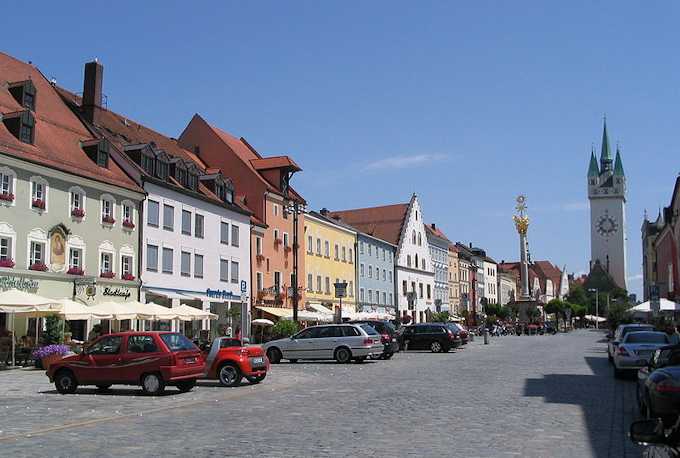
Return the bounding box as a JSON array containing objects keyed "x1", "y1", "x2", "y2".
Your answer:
[
  {"x1": 185, "y1": 357, "x2": 196, "y2": 364},
  {"x1": 636, "y1": 359, "x2": 647, "y2": 365},
  {"x1": 252, "y1": 357, "x2": 264, "y2": 365}
]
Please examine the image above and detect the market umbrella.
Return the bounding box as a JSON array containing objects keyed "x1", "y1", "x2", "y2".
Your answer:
[
  {"x1": 173, "y1": 304, "x2": 218, "y2": 321},
  {"x1": 252, "y1": 318, "x2": 274, "y2": 326},
  {"x1": 55, "y1": 299, "x2": 113, "y2": 320},
  {"x1": 87, "y1": 301, "x2": 153, "y2": 326},
  {"x1": 0, "y1": 289, "x2": 59, "y2": 366}
]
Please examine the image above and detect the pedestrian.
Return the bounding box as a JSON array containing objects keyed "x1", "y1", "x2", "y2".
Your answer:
[
  {"x1": 87, "y1": 324, "x2": 102, "y2": 343},
  {"x1": 670, "y1": 325, "x2": 680, "y2": 345}
]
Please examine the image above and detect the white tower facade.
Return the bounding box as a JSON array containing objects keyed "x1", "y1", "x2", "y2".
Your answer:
[{"x1": 587, "y1": 121, "x2": 628, "y2": 290}]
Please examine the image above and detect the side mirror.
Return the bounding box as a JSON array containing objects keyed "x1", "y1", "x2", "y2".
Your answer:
[
  {"x1": 630, "y1": 419, "x2": 667, "y2": 445},
  {"x1": 613, "y1": 341, "x2": 619, "y2": 346}
]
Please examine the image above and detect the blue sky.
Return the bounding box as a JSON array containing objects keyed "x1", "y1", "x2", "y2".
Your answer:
[{"x1": 4, "y1": 2, "x2": 680, "y2": 297}]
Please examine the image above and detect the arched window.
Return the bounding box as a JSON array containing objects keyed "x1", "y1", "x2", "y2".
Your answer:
[
  {"x1": 68, "y1": 186, "x2": 86, "y2": 219},
  {"x1": 412, "y1": 230, "x2": 416, "y2": 244},
  {"x1": 417, "y1": 233, "x2": 422, "y2": 246},
  {"x1": 415, "y1": 254, "x2": 419, "y2": 268}
]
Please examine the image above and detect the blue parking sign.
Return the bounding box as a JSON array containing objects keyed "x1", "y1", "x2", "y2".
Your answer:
[{"x1": 241, "y1": 280, "x2": 247, "y2": 293}]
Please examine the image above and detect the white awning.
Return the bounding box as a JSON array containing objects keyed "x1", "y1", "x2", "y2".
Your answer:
[
  {"x1": 144, "y1": 288, "x2": 193, "y2": 301},
  {"x1": 307, "y1": 303, "x2": 333, "y2": 314}
]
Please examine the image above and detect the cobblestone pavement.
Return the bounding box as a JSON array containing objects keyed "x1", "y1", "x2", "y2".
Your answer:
[{"x1": 0, "y1": 329, "x2": 642, "y2": 457}]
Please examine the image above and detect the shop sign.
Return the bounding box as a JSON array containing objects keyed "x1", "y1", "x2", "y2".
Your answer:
[
  {"x1": 206, "y1": 288, "x2": 240, "y2": 300},
  {"x1": 0, "y1": 275, "x2": 39, "y2": 292},
  {"x1": 103, "y1": 287, "x2": 132, "y2": 300}
]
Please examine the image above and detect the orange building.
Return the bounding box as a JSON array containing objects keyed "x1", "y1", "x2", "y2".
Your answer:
[{"x1": 178, "y1": 115, "x2": 306, "y2": 315}]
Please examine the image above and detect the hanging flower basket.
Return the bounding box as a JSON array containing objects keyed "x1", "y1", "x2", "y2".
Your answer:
[
  {"x1": 67, "y1": 267, "x2": 84, "y2": 275},
  {"x1": 0, "y1": 192, "x2": 14, "y2": 202},
  {"x1": 122, "y1": 273, "x2": 135, "y2": 281},
  {"x1": 100, "y1": 271, "x2": 115, "y2": 278},
  {"x1": 29, "y1": 262, "x2": 48, "y2": 271},
  {"x1": 122, "y1": 219, "x2": 135, "y2": 229},
  {"x1": 0, "y1": 259, "x2": 15, "y2": 268},
  {"x1": 32, "y1": 344, "x2": 70, "y2": 370},
  {"x1": 32, "y1": 199, "x2": 45, "y2": 210},
  {"x1": 102, "y1": 215, "x2": 116, "y2": 225},
  {"x1": 71, "y1": 207, "x2": 85, "y2": 218}
]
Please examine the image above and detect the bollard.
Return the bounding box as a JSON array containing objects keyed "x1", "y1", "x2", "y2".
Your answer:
[{"x1": 484, "y1": 329, "x2": 489, "y2": 345}]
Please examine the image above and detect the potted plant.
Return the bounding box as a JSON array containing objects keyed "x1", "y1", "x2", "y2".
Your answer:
[
  {"x1": 122, "y1": 273, "x2": 135, "y2": 281},
  {"x1": 274, "y1": 238, "x2": 282, "y2": 246},
  {"x1": 0, "y1": 192, "x2": 14, "y2": 203},
  {"x1": 32, "y1": 344, "x2": 70, "y2": 370},
  {"x1": 29, "y1": 262, "x2": 48, "y2": 271},
  {"x1": 122, "y1": 219, "x2": 135, "y2": 229},
  {"x1": 102, "y1": 215, "x2": 116, "y2": 225},
  {"x1": 100, "y1": 271, "x2": 115, "y2": 279},
  {"x1": 67, "y1": 266, "x2": 84, "y2": 275},
  {"x1": 71, "y1": 207, "x2": 85, "y2": 218},
  {"x1": 31, "y1": 198, "x2": 45, "y2": 210},
  {"x1": 0, "y1": 259, "x2": 15, "y2": 268},
  {"x1": 256, "y1": 254, "x2": 265, "y2": 264}
]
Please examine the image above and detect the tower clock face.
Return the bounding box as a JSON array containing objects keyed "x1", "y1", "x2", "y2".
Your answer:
[{"x1": 597, "y1": 212, "x2": 618, "y2": 237}]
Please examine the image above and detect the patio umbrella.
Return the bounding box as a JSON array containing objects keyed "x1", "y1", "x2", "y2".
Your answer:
[
  {"x1": 0, "y1": 289, "x2": 59, "y2": 366},
  {"x1": 173, "y1": 304, "x2": 218, "y2": 321},
  {"x1": 251, "y1": 318, "x2": 275, "y2": 326},
  {"x1": 54, "y1": 299, "x2": 113, "y2": 320}
]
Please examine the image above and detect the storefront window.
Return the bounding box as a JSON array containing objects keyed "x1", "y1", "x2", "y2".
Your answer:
[{"x1": 30, "y1": 241, "x2": 44, "y2": 266}]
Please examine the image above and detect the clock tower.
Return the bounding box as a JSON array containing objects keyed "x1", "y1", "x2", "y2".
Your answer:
[{"x1": 587, "y1": 120, "x2": 627, "y2": 290}]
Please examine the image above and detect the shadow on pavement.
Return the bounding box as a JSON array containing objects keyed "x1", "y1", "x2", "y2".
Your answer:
[
  {"x1": 524, "y1": 355, "x2": 640, "y2": 458},
  {"x1": 40, "y1": 387, "x2": 185, "y2": 397}
]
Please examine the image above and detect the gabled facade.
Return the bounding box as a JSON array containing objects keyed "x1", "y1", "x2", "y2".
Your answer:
[
  {"x1": 356, "y1": 231, "x2": 396, "y2": 315},
  {"x1": 425, "y1": 223, "x2": 450, "y2": 312},
  {"x1": 178, "y1": 114, "x2": 306, "y2": 314},
  {"x1": 59, "y1": 61, "x2": 251, "y2": 339},
  {"x1": 448, "y1": 245, "x2": 460, "y2": 313},
  {"x1": 332, "y1": 194, "x2": 434, "y2": 323},
  {"x1": 0, "y1": 53, "x2": 145, "y2": 340}
]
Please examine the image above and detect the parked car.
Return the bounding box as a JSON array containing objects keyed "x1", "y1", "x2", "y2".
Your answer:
[
  {"x1": 397, "y1": 323, "x2": 461, "y2": 353},
  {"x1": 47, "y1": 332, "x2": 204, "y2": 395},
  {"x1": 349, "y1": 320, "x2": 399, "y2": 359},
  {"x1": 630, "y1": 418, "x2": 680, "y2": 457},
  {"x1": 638, "y1": 344, "x2": 680, "y2": 413},
  {"x1": 612, "y1": 331, "x2": 670, "y2": 378},
  {"x1": 202, "y1": 337, "x2": 269, "y2": 387},
  {"x1": 608, "y1": 323, "x2": 655, "y2": 362},
  {"x1": 263, "y1": 324, "x2": 383, "y2": 364},
  {"x1": 447, "y1": 323, "x2": 469, "y2": 344}
]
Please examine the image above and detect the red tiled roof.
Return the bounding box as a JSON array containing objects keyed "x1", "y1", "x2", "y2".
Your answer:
[
  {"x1": 330, "y1": 203, "x2": 409, "y2": 246},
  {"x1": 0, "y1": 52, "x2": 141, "y2": 192},
  {"x1": 425, "y1": 223, "x2": 451, "y2": 243},
  {"x1": 251, "y1": 156, "x2": 301, "y2": 171}
]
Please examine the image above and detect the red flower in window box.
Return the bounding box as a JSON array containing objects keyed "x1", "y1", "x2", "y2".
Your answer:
[
  {"x1": 0, "y1": 259, "x2": 15, "y2": 268},
  {"x1": 122, "y1": 219, "x2": 135, "y2": 229},
  {"x1": 31, "y1": 199, "x2": 45, "y2": 210},
  {"x1": 284, "y1": 246, "x2": 292, "y2": 253},
  {"x1": 102, "y1": 215, "x2": 116, "y2": 225},
  {"x1": 256, "y1": 254, "x2": 265, "y2": 264},
  {"x1": 67, "y1": 267, "x2": 84, "y2": 276},
  {"x1": 71, "y1": 208, "x2": 85, "y2": 218},
  {"x1": 122, "y1": 273, "x2": 135, "y2": 281},
  {"x1": 29, "y1": 262, "x2": 48, "y2": 271},
  {"x1": 274, "y1": 238, "x2": 282, "y2": 246},
  {"x1": 0, "y1": 193, "x2": 14, "y2": 202},
  {"x1": 100, "y1": 271, "x2": 115, "y2": 279}
]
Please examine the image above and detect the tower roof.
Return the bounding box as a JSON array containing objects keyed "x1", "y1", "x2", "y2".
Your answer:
[
  {"x1": 600, "y1": 119, "x2": 612, "y2": 168},
  {"x1": 588, "y1": 148, "x2": 600, "y2": 177},
  {"x1": 613, "y1": 147, "x2": 625, "y2": 176}
]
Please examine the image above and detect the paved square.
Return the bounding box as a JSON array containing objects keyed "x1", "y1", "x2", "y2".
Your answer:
[{"x1": 0, "y1": 330, "x2": 641, "y2": 457}]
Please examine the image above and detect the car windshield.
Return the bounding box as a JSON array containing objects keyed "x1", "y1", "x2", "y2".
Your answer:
[
  {"x1": 360, "y1": 324, "x2": 379, "y2": 335},
  {"x1": 621, "y1": 326, "x2": 653, "y2": 338},
  {"x1": 160, "y1": 333, "x2": 197, "y2": 351},
  {"x1": 625, "y1": 332, "x2": 668, "y2": 344}
]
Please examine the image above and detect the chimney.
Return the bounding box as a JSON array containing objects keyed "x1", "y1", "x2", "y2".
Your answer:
[
  {"x1": 82, "y1": 60, "x2": 104, "y2": 123},
  {"x1": 320, "y1": 208, "x2": 329, "y2": 216},
  {"x1": 431, "y1": 223, "x2": 436, "y2": 229},
  {"x1": 469, "y1": 242, "x2": 472, "y2": 248}
]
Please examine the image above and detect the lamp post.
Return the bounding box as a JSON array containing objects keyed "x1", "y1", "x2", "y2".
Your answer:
[
  {"x1": 285, "y1": 199, "x2": 306, "y2": 323},
  {"x1": 588, "y1": 288, "x2": 599, "y2": 329}
]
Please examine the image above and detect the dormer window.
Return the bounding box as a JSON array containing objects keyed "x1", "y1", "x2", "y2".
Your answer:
[
  {"x1": 82, "y1": 139, "x2": 109, "y2": 168},
  {"x1": 2, "y1": 110, "x2": 35, "y2": 144},
  {"x1": 8, "y1": 80, "x2": 36, "y2": 111},
  {"x1": 187, "y1": 172, "x2": 198, "y2": 191}
]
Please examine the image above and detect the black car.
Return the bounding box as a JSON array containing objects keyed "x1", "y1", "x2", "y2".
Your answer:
[
  {"x1": 639, "y1": 344, "x2": 680, "y2": 413},
  {"x1": 349, "y1": 320, "x2": 399, "y2": 359},
  {"x1": 397, "y1": 323, "x2": 461, "y2": 353},
  {"x1": 640, "y1": 364, "x2": 680, "y2": 426},
  {"x1": 630, "y1": 418, "x2": 680, "y2": 457}
]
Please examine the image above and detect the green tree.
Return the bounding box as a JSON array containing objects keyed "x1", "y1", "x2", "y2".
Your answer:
[
  {"x1": 567, "y1": 284, "x2": 588, "y2": 307},
  {"x1": 271, "y1": 320, "x2": 299, "y2": 338},
  {"x1": 484, "y1": 303, "x2": 501, "y2": 317},
  {"x1": 43, "y1": 314, "x2": 64, "y2": 345},
  {"x1": 430, "y1": 311, "x2": 450, "y2": 323},
  {"x1": 544, "y1": 299, "x2": 565, "y2": 330},
  {"x1": 497, "y1": 306, "x2": 511, "y2": 321},
  {"x1": 607, "y1": 302, "x2": 633, "y2": 330}
]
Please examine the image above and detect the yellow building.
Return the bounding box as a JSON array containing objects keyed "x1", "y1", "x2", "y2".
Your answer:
[{"x1": 304, "y1": 210, "x2": 357, "y2": 313}]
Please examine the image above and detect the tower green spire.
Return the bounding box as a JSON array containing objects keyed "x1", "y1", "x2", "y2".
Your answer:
[
  {"x1": 588, "y1": 147, "x2": 600, "y2": 177},
  {"x1": 600, "y1": 118, "x2": 612, "y2": 169},
  {"x1": 614, "y1": 146, "x2": 625, "y2": 176}
]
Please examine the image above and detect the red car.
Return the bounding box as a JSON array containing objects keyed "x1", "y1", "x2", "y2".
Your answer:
[
  {"x1": 48, "y1": 332, "x2": 204, "y2": 395},
  {"x1": 202, "y1": 337, "x2": 269, "y2": 387}
]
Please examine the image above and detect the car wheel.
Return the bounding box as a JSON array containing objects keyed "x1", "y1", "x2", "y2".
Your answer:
[
  {"x1": 335, "y1": 347, "x2": 352, "y2": 364},
  {"x1": 246, "y1": 374, "x2": 267, "y2": 384},
  {"x1": 218, "y1": 363, "x2": 242, "y2": 387},
  {"x1": 54, "y1": 370, "x2": 78, "y2": 394},
  {"x1": 96, "y1": 384, "x2": 112, "y2": 392},
  {"x1": 176, "y1": 379, "x2": 196, "y2": 393},
  {"x1": 430, "y1": 341, "x2": 443, "y2": 353},
  {"x1": 266, "y1": 347, "x2": 282, "y2": 365},
  {"x1": 141, "y1": 373, "x2": 165, "y2": 396}
]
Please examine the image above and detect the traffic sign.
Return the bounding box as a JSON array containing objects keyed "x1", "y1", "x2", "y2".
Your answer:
[{"x1": 240, "y1": 280, "x2": 247, "y2": 293}]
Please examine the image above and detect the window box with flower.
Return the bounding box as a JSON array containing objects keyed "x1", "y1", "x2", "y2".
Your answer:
[
  {"x1": 101, "y1": 215, "x2": 115, "y2": 225},
  {"x1": 32, "y1": 199, "x2": 45, "y2": 210},
  {"x1": 0, "y1": 259, "x2": 15, "y2": 268},
  {"x1": 71, "y1": 208, "x2": 85, "y2": 218},
  {"x1": 0, "y1": 192, "x2": 14, "y2": 203},
  {"x1": 100, "y1": 271, "x2": 115, "y2": 279},
  {"x1": 67, "y1": 267, "x2": 84, "y2": 276},
  {"x1": 122, "y1": 219, "x2": 135, "y2": 229},
  {"x1": 122, "y1": 273, "x2": 135, "y2": 281},
  {"x1": 29, "y1": 262, "x2": 48, "y2": 271},
  {"x1": 256, "y1": 254, "x2": 265, "y2": 264}
]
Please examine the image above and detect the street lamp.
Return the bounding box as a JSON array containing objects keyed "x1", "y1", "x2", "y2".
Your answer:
[
  {"x1": 588, "y1": 288, "x2": 599, "y2": 329},
  {"x1": 285, "y1": 199, "x2": 306, "y2": 323}
]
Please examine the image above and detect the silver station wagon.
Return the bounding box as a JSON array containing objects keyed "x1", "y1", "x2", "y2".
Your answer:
[{"x1": 263, "y1": 324, "x2": 384, "y2": 364}]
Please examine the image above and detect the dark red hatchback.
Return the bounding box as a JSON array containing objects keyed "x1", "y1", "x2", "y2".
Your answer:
[{"x1": 47, "y1": 332, "x2": 204, "y2": 395}]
